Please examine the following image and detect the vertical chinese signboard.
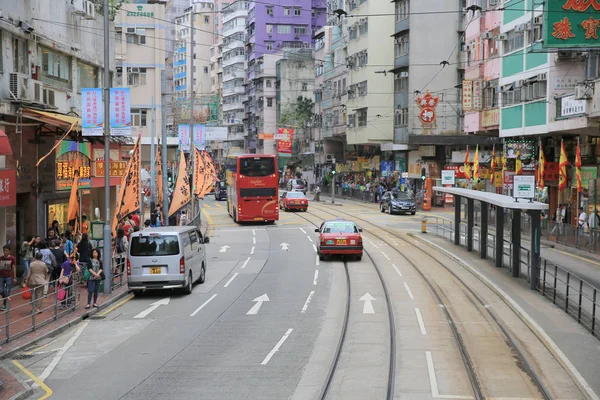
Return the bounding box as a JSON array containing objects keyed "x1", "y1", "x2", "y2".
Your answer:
[
  {"x1": 276, "y1": 128, "x2": 294, "y2": 154},
  {"x1": 193, "y1": 124, "x2": 205, "y2": 150},
  {"x1": 543, "y1": 0, "x2": 600, "y2": 49},
  {"x1": 0, "y1": 169, "x2": 16, "y2": 207},
  {"x1": 55, "y1": 141, "x2": 92, "y2": 191},
  {"x1": 472, "y1": 80, "x2": 483, "y2": 111},
  {"x1": 82, "y1": 88, "x2": 103, "y2": 136},
  {"x1": 416, "y1": 90, "x2": 440, "y2": 128},
  {"x1": 110, "y1": 88, "x2": 132, "y2": 136},
  {"x1": 178, "y1": 124, "x2": 191, "y2": 152},
  {"x1": 462, "y1": 80, "x2": 473, "y2": 111}
]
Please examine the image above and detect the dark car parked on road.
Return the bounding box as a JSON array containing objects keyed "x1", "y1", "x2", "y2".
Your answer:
[
  {"x1": 380, "y1": 191, "x2": 416, "y2": 215},
  {"x1": 215, "y1": 181, "x2": 227, "y2": 201}
]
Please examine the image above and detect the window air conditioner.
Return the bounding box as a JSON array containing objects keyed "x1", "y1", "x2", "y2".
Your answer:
[
  {"x1": 84, "y1": 0, "x2": 96, "y2": 20},
  {"x1": 574, "y1": 83, "x2": 593, "y2": 100}
]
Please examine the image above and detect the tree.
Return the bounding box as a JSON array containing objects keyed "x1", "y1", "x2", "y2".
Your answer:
[
  {"x1": 278, "y1": 96, "x2": 314, "y2": 128},
  {"x1": 93, "y1": 0, "x2": 128, "y2": 21}
]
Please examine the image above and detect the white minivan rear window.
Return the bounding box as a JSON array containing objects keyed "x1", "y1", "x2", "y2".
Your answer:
[{"x1": 130, "y1": 235, "x2": 180, "y2": 256}]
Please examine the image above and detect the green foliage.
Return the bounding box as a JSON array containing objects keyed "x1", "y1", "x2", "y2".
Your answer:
[
  {"x1": 93, "y1": 0, "x2": 128, "y2": 20},
  {"x1": 278, "y1": 96, "x2": 314, "y2": 128}
]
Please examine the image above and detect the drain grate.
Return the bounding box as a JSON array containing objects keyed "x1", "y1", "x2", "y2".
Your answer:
[
  {"x1": 13, "y1": 354, "x2": 34, "y2": 360},
  {"x1": 90, "y1": 315, "x2": 106, "y2": 320}
]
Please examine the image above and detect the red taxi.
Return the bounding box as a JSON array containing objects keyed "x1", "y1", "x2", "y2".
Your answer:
[
  {"x1": 315, "y1": 219, "x2": 363, "y2": 260},
  {"x1": 279, "y1": 191, "x2": 309, "y2": 211}
]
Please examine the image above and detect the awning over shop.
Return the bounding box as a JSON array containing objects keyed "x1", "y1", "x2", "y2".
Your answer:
[
  {"x1": 0, "y1": 129, "x2": 13, "y2": 155},
  {"x1": 22, "y1": 108, "x2": 82, "y2": 133}
]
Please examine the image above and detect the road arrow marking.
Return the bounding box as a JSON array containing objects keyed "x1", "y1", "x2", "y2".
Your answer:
[
  {"x1": 359, "y1": 293, "x2": 376, "y2": 314},
  {"x1": 280, "y1": 243, "x2": 290, "y2": 251},
  {"x1": 219, "y1": 245, "x2": 230, "y2": 253},
  {"x1": 190, "y1": 294, "x2": 217, "y2": 317},
  {"x1": 247, "y1": 293, "x2": 270, "y2": 315},
  {"x1": 134, "y1": 297, "x2": 170, "y2": 319}
]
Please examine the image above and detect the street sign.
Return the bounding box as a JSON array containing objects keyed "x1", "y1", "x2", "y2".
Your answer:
[
  {"x1": 513, "y1": 175, "x2": 535, "y2": 200},
  {"x1": 441, "y1": 170, "x2": 455, "y2": 185}
]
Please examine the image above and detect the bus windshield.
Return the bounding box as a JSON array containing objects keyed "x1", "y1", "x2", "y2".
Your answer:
[{"x1": 240, "y1": 158, "x2": 275, "y2": 177}]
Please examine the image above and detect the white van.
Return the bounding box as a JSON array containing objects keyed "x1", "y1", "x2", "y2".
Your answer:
[{"x1": 127, "y1": 226, "x2": 209, "y2": 295}]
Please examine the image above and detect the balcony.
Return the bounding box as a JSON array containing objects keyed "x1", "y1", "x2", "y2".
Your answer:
[
  {"x1": 223, "y1": 23, "x2": 246, "y2": 37},
  {"x1": 222, "y1": 8, "x2": 248, "y2": 24},
  {"x1": 223, "y1": 86, "x2": 246, "y2": 96},
  {"x1": 395, "y1": 17, "x2": 409, "y2": 35},
  {"x1": 332, "y1": 124, "x2": 346, "y2": 137},
  {"x1": 222, "y1": 39, "x2": 244, "y2": 52},
  {"x1": 223, "y1": 102, "x2": 245, "y2": 112},
  {"x1": 222, "y1": 54, "x2": 245, "y2": 68}
]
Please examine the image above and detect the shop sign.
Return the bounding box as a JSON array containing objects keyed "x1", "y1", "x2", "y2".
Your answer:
[
  {"x1": 416, "y1": 90, "x2": 440, "y2": 127},
  {"x1": 381, "y1": 161, "x2": 394, "y2": 177},
  {"x1": 472, "y1": 80, "x2": 484, "y2": 111},
  {"x1": 513, "y1": 175, "x2": 536, "y2": 199},
  {"x1": 428, "y1": 163, "x2": 440, "y2": 178},
  {"x1": 505, "y1": 141, "x2": 535, "y2": 159},
  {"x1": 0, "y1": 169, "x2": 16, "y2": 206},
  {"x1": 419, "y1": 145, "x2": 436, "y2": 157},
  {"x1": 127, "y1": 6, "x2": 155, "y2": 17},
  {"x1": 193, "y1": 124, "x2": 205, "y2": 150},
  {"x1": 560, "y1": 95, "x2": 587, "y2": 117},
  {"x1": 543, "y1": 0, "x2": 600, "y2": 49},
  {"x1": 95, "y1": 160, "x2": 127, "y2": 177},
  {"x1": 571, "y1": 166, "x2": 597, "y2": 188},
  {"x1": 503, "y1": 171, "x2": 515, "y2": 189},
  {"x1": 444, "y1": 165, "x2": 466, "y2": 179},
  {"x1": 543, "y1": 161, "x2": 560, "y2": 182},
  {"x1": 178, "y1": 124, "x2": 191, "y2": 152},
  {"x1": 441, "y1": 170, "x2": 455, "y2": 185},
  {"x1": 276, "y1": 128, "x2": 294, "y2": 154},
  {"x1": 110, "y1": 88, "x2": 132, "y2": 136},
  {"x1": 81, "y1": 88, "x2": 103, "y2": 136},
  {"x1": 55, "y1": 141, "x2": 92, "y2": 191},
  {"x1": 494, "y1": 171, "x2": 503, "y2": 187},
  {"x1": 462, "y1": 80, "x2": 473, "y2": 111},
  {"x1": 258, "y1": 133, "x2": 274, "y2": 140},
  {"x1": 481, "y1": 108, "x2": 499, "y2": 127}
]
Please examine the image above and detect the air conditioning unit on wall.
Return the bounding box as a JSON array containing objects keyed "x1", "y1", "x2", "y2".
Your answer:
[{"x1": 575, "y1": 83, "x2": 593, "y2": 100}]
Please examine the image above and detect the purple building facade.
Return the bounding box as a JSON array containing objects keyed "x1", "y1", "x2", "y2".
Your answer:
[{"x1": 244, "y1": 0, "x2": 326, "y2": 153}]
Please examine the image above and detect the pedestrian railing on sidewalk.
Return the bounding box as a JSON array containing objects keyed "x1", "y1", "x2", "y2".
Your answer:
[
  {"x1": 111, "y1": 257, "x2": 126, "y2": 290},
  {"x1": 427, "y1": 216, "x2": 600, "y2": 340},
  {"x1": 2, "y1": 272, "x2": 82, "y2": 344},
  {"x1": 320, "y1": 185, "x2": 377, "y2": 203}
]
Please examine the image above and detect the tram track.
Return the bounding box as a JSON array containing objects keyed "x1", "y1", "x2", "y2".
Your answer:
[
  {"x1": 304, "y1": 202, "x2": 555, "y2": 400},
  {"x1": 291, "y1": 210, "x2": 397, "y2": 400}
]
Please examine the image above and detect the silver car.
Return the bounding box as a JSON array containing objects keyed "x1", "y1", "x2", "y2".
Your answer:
[{"x1": 127, "y1": 226, "x2": 209, "y2": 295}]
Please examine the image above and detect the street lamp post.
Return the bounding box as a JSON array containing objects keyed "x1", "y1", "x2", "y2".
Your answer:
[{"x1": 102, "y1": 0, "x2": 112, "y2": 294}]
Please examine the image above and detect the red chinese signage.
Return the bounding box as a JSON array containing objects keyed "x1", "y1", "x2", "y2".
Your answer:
[
  {"x1": 0, "y1": 169, "x2": 16, "y2": 207},
  {"x1": 276, "y1": 128, "x2": 294, "y2": 154},
  {"x1": 444, "y1": 165, "x2": 466, "y2": 179},
  {"x1": 416, "y1": 90, "x2": 440, "y2": 127},
  {"x1": 542, "y1": 161, "x2": 560, "y2": 182}
]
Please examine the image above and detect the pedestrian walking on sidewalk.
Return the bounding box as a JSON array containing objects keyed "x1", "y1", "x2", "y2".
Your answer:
[
  {"x1": 37, "y1": 241, "x2": 57, "y2": 296},
  {"x1": 76, "y1": 234, "x2": 92, "y2": 284},
  {"x1": 59, "y1": 255, "x2": 79, "y2": 309},
  {"x1": 0, "y1": 245, "x2": 16, "y2": 311},
  {"x1": 85, "y1": 249, "x2": 103, "y2": 309},
  {"x1": 19, "y1": 236, "x2": 37, "y2": 288},
  {"x1": 26, "y1": 253, "x2": 49, "y2": 314},
  {"x1": 50, "y1": 240, "x2": 67, "y2": 284}
]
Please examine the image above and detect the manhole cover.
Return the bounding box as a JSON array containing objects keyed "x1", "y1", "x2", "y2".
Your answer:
[{"x1": 13, "y1": 354, "x2": 34, "y2": 360}]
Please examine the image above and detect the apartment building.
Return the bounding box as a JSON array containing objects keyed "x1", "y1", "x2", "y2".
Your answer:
[{"x1": 312, "y1": 26, "x2": 332, "y2": 169}]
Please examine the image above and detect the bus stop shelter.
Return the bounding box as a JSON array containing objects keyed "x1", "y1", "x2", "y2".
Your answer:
[{"x1": 433, "y1": 187, "x2": 549, "y2": 289}]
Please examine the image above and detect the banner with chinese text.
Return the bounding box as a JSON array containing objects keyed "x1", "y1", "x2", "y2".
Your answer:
[
  {"x1": 276, "y1": 128, "x2": 294, "y2": 154},
  {"x1": 110, "y1": 88, "x2": 132, "y2": 136},
  {"x1": 112, "y1": 135, "x2": 141, "y2": 233},
  {"x1": 55, "y1": 141, "x2": 92, "y2": 191},
  {"x1": 193, "y1": 124, "x2": 205, "y2": 150},
  {"x1": 543, "y1": 0, "x2": 600, "y2": 48},
  {"x1": 82, "y1": 88, "x2": 103, "y2": 136},
  {"x1": 178, "y1": 124, "x2": 191, "y2": 152}
]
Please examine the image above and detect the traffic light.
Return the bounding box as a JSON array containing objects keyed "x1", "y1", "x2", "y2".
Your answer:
[
  {"x1": 331, "y1": 164, "x2": 336, "y2": 176},
  {"x1": 167, "y1": 172, "x2": 174, "y2": 188},
  {"x1": 420, "y1": 168, "x2": 426, "y2": 181}
]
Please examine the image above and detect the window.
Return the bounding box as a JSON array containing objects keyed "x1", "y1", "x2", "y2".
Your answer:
[
  {"x1": 78, "y1": 61, "x2": 98, "y2": 90},
  {"x1": 267, "y1": 97, "x2": 273, "y2": 107},
  {"x1": 130, "y1": 235, "x2": 180, "y2": 256},
  {"x1": 40, "y1": 47, "x2": 71, "y2": 85},
  {"x1": 126, "y1": 28, "x2": 146, "y2": 45},
  {"x1": 395, "y1": 107, "x2": 408, "y2": 126},
  {"x1": 357, "y1": 108, "x2": 367, "y2": 127},
  {"x1": 283, "y1": 7, "x2": 291, "y2": 15},
  {"x1": 396, "y1": 0, "x2": 409, "y2": 21},
  {"x1": 204, "y1": 66, "x2": 209, "y2": 73},
  {"x1": 294, "y1": 25, "x2": 308, "y2": 35},
  {"x1": 504, "y1": 30, "x2": 524, "y2": 53},
  {"x1": 484, "y1": 80, "x2": 498, "y2": 108},
  {"x1": 266, "y1": 42, "x2": 273, "y2": 51},
  {"x1": 302, "y1": 83, "x2": 308, "y2": 91},
  {"x1": 127, "y1": 67, "x2": 147, "y2": 86},
  {"x1": 394, "y1": 72, "x2": 408, "y2": 92},
  {"x1": 240, "y1": 157, "x2": 276, "y2": 177},
  {"x1": 13, "y1": 37, "x2": 28, "y2": 74},
  {"x1": 294, "y1": 8, "x2": 301, "y2": 16},
  {"x1": 277, "y1": 25, "x2": 291, "y2": 34},
  {"x1": 266, "y1": 24, "x2": 273, "y2": 35},
  {"x1": 395, "y1": 33, "x2": 409, "y2": 57},
  {"x1": 204, "y1": 16, "x2": 210, "y2": 23},
  {"x1": 342, "y1": 78, "x2": 346, "y2": 93},
  {"x1": 266, "y1": 6, "x2": 273, "y2": 15},
  {"x1": 131, "y1": 109, "x2": 147, "y2": 126},
  {"x1": 585, "y1": 53, "x2": 600, "y2": 80},
  {"x1": 266, "y1": 79, "x2": 272, "y2": 88}
]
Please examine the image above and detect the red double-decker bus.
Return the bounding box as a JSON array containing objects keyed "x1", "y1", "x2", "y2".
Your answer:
[{"x1": 225, "y1": 154, "x2": 279, "y2": 223}]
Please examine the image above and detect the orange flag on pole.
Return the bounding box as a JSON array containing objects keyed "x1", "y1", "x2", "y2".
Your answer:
[
  {"x1": 490, "y1": 145, "x2": 496, "y2": 185},
  {"x1": 200, "y1": 151, "x2": 217, "y2": 198},
  {"x1": 67, "y1": 171, "x2": 80, "y2": 238},
  {"x1": 168, "y1": 150, "x2": 191, "y2": 217},
  {"x1": 193, "y1": 147, "x2": 207, "y2": 198},
  {"x1": 463, "y1": 146, "x2": 472, "y2": 181},
  {"x1": 515, "y1": 149, "x2": 523, "y2": 175},
  {"x1": 473, "y1": 145, "x2": 480, "y2": 182},
  {"x1": 576, "y1": 138, "x2": 582, "y2": 193},
  {"x1": 112, "y1": 134, "x2": 142, "y2": 233},
  {"x1": 537, "y1": 142, "x2": 545, "y2": 189},
  {"x1": 559, "y1": 139, "x2": 569, "y2": 191}
]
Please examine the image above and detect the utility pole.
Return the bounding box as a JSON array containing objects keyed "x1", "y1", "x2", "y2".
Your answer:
[
  {"x1": 150, "y1": 96, "x2": 156, "y2": 213},
  {"x1": 102, "y1": 0, "x2": 112, "y2": 294},
  {"x1": 189, "y1": 5, "x2": 196, "y2": 218},
  {"x1": 161, "y1": 72, "x2": 169, "y2": 225}
]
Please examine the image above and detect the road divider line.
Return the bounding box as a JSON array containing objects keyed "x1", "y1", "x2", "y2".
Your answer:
[
  {"x1": 203, "y1": 203, "x2": 210, "y2": 208},
  {"x1": 252, "y1": 229, "x2": 256, "y2": 236},
  {"x1": 12, "y1": 360, "x2": 53, "y2": 399},
  {"x1": 307, "y1": 236, "x2": 313, "y2": 243},
  {"x1": 261, "y1": 328, "x2": 294, "y2": 365},
  {"x1": 403, "y1": 282, "x2": 414, "y2": 299},
  {"x1": 313, "y1": 269, "x2": 319, "y2": 285},
  {"x1": 300, "y1": 228, "x2": 306, "y2": 234},
  {"x1": 253, "y1": 236, "x2": 256, "y2": 244},
  {"x1": 38, "y1": 321, "x2": 88, "y2": 384},
  {"x1": 214, "y1": 203, "x2": 223, "y2": 208},
  {"x1": 415, "y1": 308, "x2": 427, "y2": 335},
  {"x1": 250, "y1": 246, "x2": 255, "y2": 255},
  {"x1": 312, "y1": 244, "x2": 317, "y2": 253},
  {"x1": 241, "y1": 257, "x2": 251, "y2": 269},
  {"x1": 426, "y1": 351, "x2": 440, "y2": 397},
  {"x1": 391, "y1": 264, "x2": 403, "y2": 277},
  {"x1": 190, "y1": 294, "x2": 218, "y2": 317},
  {"x1": 381, "y1": 251, "x2": 391, "y2": 261},
  {"x1": 368, "y1": 240, "x2": 379, "y2": 249},
  {"x1": 301, "y1": 291, "x2": 315, "y2": 313},
  {"x1": 224, "y1": 273, "x2": 239, "y2": 288},
  {"x1": 315, "y1": 255, "x2": 319, "y2": 266}
]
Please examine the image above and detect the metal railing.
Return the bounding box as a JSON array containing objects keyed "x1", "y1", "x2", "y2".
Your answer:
[
  {"x1": 427, "y1": 216, "x2": 600, "y2": 339},
  {"x1": 320, "y1": 185, "x2": 377, "y2": 203},
  {"x1": 111, "y1": 257, "x2": 126, "y2": 290}
]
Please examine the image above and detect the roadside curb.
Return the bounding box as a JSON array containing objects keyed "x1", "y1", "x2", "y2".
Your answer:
[
  {"x1": 408, "y1": 232, "x2": 600, "y2": 400},
  {"x1": 2, "y1": 361, "x2": 34, "y2": 400},
  {"x1": 0, "y1": 289, "x2": 131, "y2": 361}
]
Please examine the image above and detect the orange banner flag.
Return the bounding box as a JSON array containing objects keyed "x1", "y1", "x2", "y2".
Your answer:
[
  {"x1": 112, "y1": 135, "x2": 141, "y2": 233},
  {"x1": 559, "y1": 140, "x2": 569, "y2": 191},
  {"x1": 490, "y1": 145, "x2": 496, "y2": 185},
  {"x1": 67, "y1": 171, "x2": 80, "y2": 238},
  {"x1": 193, "y1": 147, "x2": 206, "y2": 198},
  {"x1": 537, "y1": 143, "x2": 545, "y2": 189},
  {"x1": 168, "y1": 150, "x2": 191, "y2": 217},
  {"x1": 200, "y1": 151, "x2": 217, "y2": 198},
  {"x1": 575, "y1": 139, "x2": 582, "y2": 193},
  {"x1": 515, "y1": 149, "x2": 523, "y2": 175},
  {"x1": 463, "y1": 146, "x2": 472, "y2": 181}
]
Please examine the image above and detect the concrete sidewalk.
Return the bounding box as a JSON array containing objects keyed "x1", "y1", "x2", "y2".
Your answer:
[{"x1": 413, "y1": 232, "x2": 600, "y2": 399}]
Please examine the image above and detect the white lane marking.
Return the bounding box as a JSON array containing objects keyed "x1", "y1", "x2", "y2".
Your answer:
[
  {"x1": 403, "y1": 282, "x2": 415, "y2": 299},
  {"x1": 368, "y1": 240, "x2": 380, "y2": 249},
  {"x1": 246, "y1": 294, "x2": 270, "y2": 315},
  {"x1": 312, "y1": 244, "x2": 317, "y2": 253},
  {"x1": 301, "y1": 291, "x2": 315, "y2": 313},
  {"x1": 219, "y1": 245, "x2": 230, "y2": 253},
  {"x1": 392, "y1": 264, "x2": 403, "y2": 277},
  {"x1": 190, "y1": 294, "x2": 218, "y2": 317},
  {"x1": 224, "y1": 272, "x2": 239, "y2": 287},
  {"x1": 426, "y1": 351, "x2": 440, "y2": 398},
  {"x1": 415, "y1": 308, "x2": 427, "y2": 335},
  {"x1": 313, "y1": 270, "x2": 319, "y2": 285},
  {"x1": 261, "y1": 328, "x2": 294, "y2": 365},
  {"x1": 38, "y1": 321, "x2": 89, "y2": 383},
  {"x1": 359, "y1": 293, "x2": 376, "y2": 314},
  {"x1": 381, "y1": 251, "x2": 391, "y2": 261},
  {"x1": 300, "y1": 228, "x2": 306, "y2": 234},
  {"x1": 241, "y1": 257, "x2": 251, "y2": 269},
  {"x1": 307, "y1": 236, "x2": 313, "y2": 243},
  {"x1": 253, "y1": 236, "x2": 256, "y2": 244},
  {"x1": 250, "y1": 246, "x2": 255, "y2": 255},
  {"x1": 133, "y1": 298, "x2": 171, "y2": 319},
  {"x1": 315, "y1": 255, "x2": 319, "y2": 266},
  {"x1": 252, "y1": 229, "x2": 256, "y2": 236}
]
